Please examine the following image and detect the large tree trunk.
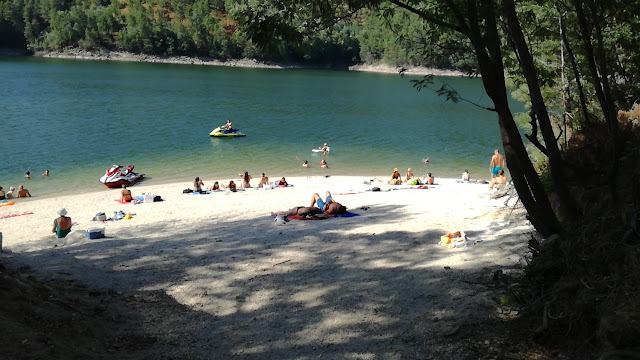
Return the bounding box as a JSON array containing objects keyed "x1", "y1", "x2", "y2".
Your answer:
[
  {"x1": 452, "y1": 0, "x2": 561, "y2": 236},
  {"x1": 502, "y1": 0, "x2": 578, "y2": 222}
]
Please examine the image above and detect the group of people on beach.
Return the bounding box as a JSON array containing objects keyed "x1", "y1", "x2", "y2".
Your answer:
[
  {"x1": 388, "y1": 168, "x2": 434, "y2": 186},
  {"x1": 0, "y1": 169, "x2": 50, "y2": 200},
  {"x1": 457, "y1": 149, "x2": 508, "y2": 190},
  {"x1": 191, "y1": 171, "x2": 290, "y2": 193},
  {"x1": 0, "y1": 185, "x2": 31, "y2": 200}
]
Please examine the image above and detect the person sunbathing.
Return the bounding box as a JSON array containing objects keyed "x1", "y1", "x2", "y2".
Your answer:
[
  {"x1": 208, "y1": 181, "x2": 220, "y2": 191},
  {"x1": 121, "y1": 184, "x2": 132, "y2": 202},
  {"x1": 310, "y1": 191, "x2": 347, "y2": 214},
  {"x1": 222, "y1": 180, "x2": 237, "y2": 192},
  {"x1": 193, "y1": 177, "x2": 205, "y2": 192},
  {"x1": 405, "y1": 168, "x2": 414, "y2": 181},
  {"x1": 239, "y1": 171, "x2": 252, "y2": 188},
  {"x1": 488, "y1": 169, "x2": 507, "y2": 190},
  {"x1": 389, "y1": 168, "x2": 402, "y2": 185},
  {"x1": 276, "y1": 177, "x2": 288, "y2": 187},
  {"x1": 258, "y1": 173, "x2": 269, "y2": 188},
  {"x1": 52, "y1": 208, "x2": 72, "y2": 238}
]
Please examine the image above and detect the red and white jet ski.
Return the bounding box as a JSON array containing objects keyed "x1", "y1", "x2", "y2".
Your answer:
[{"x1": 99, "y1": 165, "x2": 145, "y2": 188}]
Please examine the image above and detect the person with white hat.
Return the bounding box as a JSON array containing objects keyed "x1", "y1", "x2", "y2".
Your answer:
[{"x1": 52, "y1": 208, "x2": 72, "y2": 238}]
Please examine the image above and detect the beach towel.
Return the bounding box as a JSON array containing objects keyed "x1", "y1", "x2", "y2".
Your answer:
[
  {"x1": 0, "y1": 211, "x2": 34, "y2": 220},
  {"x1": 115, "y1": 198, "x2": 133, "y2": 204},
  {"x1": 278, "y1": 211, "x2": 359, "y2": 220}
]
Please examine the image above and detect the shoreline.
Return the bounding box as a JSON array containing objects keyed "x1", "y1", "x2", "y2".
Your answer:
[{"x1": 31, "y1": 49, "x2": 469, "y2": 77}]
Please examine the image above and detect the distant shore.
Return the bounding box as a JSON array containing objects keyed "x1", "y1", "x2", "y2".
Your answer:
[{"x1": 32, "y1": 48, "x2": 469, "y2": 77}]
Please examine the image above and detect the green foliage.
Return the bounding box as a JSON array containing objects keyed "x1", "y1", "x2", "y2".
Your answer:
[{"x1": 0, "y1": 0, "x2": 479, "y2": 70}]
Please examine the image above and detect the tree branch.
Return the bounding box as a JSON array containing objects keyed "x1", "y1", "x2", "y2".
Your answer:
[{"x1": 388, "y1": 0, "x2": 465, "y2": 35}]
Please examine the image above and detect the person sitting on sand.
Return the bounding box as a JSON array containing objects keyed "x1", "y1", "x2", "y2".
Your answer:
[
  {"x1": 405, "y1": 168, "x2": 414, "y2": 181},
  {"x1": 276, "y1": 177, "x2": 288, "y2": 187},
  {"x1": 121, "y1": 184, "x2": 132, "y2": 202},
  {"x1": 239, "y1": 171, "x2": 252, "y2": 188},
  {"x1": 52, "y1": 208, "x2": 72, "y2": 238},
  {"x1": 488, "y1": 169, "x2": 507, "y2": 190},
  {"x1": 6, "y1": 186, "x2": 15, "y2": 199},
  {"x1": 462, "y1": 169, "x2": 470, "y2": 182},
  {"x1": 303, "y1": 160, "x2": 309, "y2": 168},
  {"x1": 426, "y1": 173, "x2": 435, "y2": 185},
  {"x1": 17, "y1": 185, "x2": 31, "y2": 198},
  {"x1": 389, "y1": 168, "x2": 402, "y2": 185},
  {"x1": 193, "y1": 177, "x2": 204, "y2": 192},
  {"x1": 0, "y1": 186, "x2": 4, "y2": 200},
  {"x1": 222, "y1": 180, "x2": 237, "y2": 192},
  {"x1": 321, "y1": 159, "x2": 328, "y2": 168},
  {"x1": 258, "y1": 173, "x2": 269, "y2": 188},
  {"x1": 208, "y1": 181, "x2": 220, "y2": 191},
  {"x1": 310, "y1": 191, "x2": 347, "y2": 215}
]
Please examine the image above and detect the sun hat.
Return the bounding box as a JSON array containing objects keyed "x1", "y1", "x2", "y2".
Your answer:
[
  {"x1": 408, "y1": 168, "x2": 412, "y2": 171},
  {"x1": 57, "y1": 208, "x2": 68, "y2": 216},
  {"x1": 394, "y1": 168, "x2": 398, "y2": 172}
]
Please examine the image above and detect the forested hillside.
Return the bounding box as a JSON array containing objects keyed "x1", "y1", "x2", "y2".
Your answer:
[{"x1": 0, "y1": 0, "x2": 476, "y2": 70}]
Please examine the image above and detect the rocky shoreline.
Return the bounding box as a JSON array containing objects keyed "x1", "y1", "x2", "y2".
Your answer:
[{"x1": 33, "y1": 48, "x2": 468, "y2": 76}]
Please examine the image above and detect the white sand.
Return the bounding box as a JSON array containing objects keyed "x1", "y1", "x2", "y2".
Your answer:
[{"x1": 0, "y1": 176, "x2": 532, "y2": 358}]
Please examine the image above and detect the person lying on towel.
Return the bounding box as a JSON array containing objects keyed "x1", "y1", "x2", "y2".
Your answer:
[{"x1": 310, "y1": 191, "x2": 347, "y2": 215}]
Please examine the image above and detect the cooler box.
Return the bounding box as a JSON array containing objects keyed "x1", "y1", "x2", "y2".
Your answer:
[{"x1": 87, "y1": 227, "x2": 105, "y2": 239}]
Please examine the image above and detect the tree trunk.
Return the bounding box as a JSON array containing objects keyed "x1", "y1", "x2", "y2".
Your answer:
[
  {"x1": 453, "y1": 0, "x2": 561, "y2": 236},
  {"x1": 502, "y1": 0, "x2": 578, "y2": 222}
]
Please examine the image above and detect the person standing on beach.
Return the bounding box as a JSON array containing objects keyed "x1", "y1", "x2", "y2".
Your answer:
[{"x1": 489, "y1": 149, "x2": 505, "y2": 179}]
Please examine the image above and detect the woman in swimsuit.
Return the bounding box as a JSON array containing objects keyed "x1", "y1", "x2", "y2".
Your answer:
[
  {"x1": 389, "y1": 168, "x2": 402, "y2": 185},
  {"x1": 239, "y1": 171, "x2": 252, "y2": 188},
  {"x1": 277, "y1": 177, "x2": 288, "y2": 187},
  {"x1": 208, "y1": 181, "x2": 220, "y2": 191},
  {"x1": 52, "y1": 208, "x2": 72, "y2": 238}
]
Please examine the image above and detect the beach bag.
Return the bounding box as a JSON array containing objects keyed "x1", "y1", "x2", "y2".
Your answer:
[
  {"x1": 182, "y1": 188, "x2": 192, "y2": 193},
  {"x1": 154, "y1": 195, "x2": 163, "y2": 202},
  {"x1": 93, "y1": 212, "x2": 107, "y2": 221},
  {"x1": 389, "y1": 179, "x2": 401, "y2": 185},
  {"x1": 408, "y1": 178, "x2": 421, "y2": 186},
  {"x1": 372, "y1": 187, "x2": 381, "y2": 192}
]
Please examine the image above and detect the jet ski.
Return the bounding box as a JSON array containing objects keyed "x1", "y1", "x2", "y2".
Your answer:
[
  {"x1": 99, "y1": 165, "x2": 145, "y2": 188},
  {"x1": 210, "y1": 126, "x2": 246, "y2": 137}
]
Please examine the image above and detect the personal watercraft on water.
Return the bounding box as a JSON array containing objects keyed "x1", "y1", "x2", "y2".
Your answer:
[
  {"x1": 210, "y1": 127, "x2": 246, "y2": 137},
  {"x1": 99, "y1": 165, "x2": 145, "y2": 188}
]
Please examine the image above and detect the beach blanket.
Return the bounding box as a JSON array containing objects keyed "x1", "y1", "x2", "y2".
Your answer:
[
  {"x1": 115, "y1": 198, "x2": 133, "y2": 204},
  {"x1": 277, "y1": 211, "x2": 360, "y2": 221},
  {"x1": 1, "y1": 211, "x2": 34, "y2": 220}
]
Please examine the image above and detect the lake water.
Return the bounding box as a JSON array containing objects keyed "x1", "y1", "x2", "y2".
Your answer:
[{"x1": 0, "y1": 56, "x2": 522, "y2": 198}]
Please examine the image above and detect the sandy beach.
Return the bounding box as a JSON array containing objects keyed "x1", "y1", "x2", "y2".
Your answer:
[{"x1": 0, "y1": 175, "x2": 532, "y2": 358}]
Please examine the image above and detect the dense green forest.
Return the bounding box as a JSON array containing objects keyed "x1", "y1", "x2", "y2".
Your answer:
[{"x1": 0, "y1": 0, "x2": 476, "y2": 70}]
